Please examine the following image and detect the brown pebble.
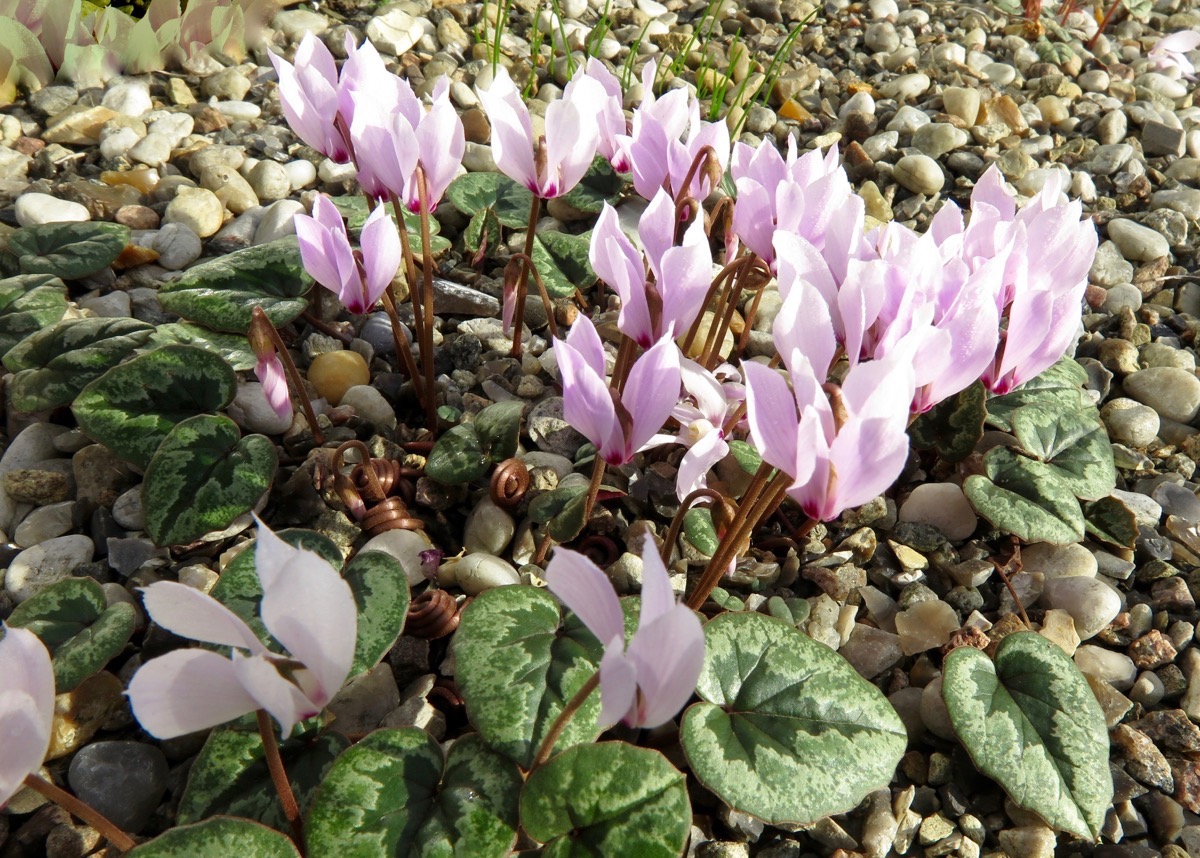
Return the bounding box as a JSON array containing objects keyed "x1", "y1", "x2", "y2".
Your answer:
[
  {"x1": 461, "y1": 107, "x2": 490, "y2": 144},
  {"x1": 113, "y1": 244, "x2": 160, "y2": 269},
  {"x1": 1170, "y1": 758, "x2": 1200, "y2": 814},
  {"x1": 1131, "y1": 709, "x2": 1200, "y2": 754},
  {"x1": 1152, "y1": 577, "x2": 1195, "y2": 612},
  {"x1": 13, "y1": 136, "x2": 45, "y2": 157},
  {"x1": 191, "y1": 106, "x2": 228, "y2": 134},
  {"x1": 1128, "y1": 629, "x2": 1178, "y2": 670},
  {"x1": 1111, "y1": 723, "x2": 1174, "y2": 792},
  {"x1": 115, "y1": 204, "x2": 159, "y2": 230}
]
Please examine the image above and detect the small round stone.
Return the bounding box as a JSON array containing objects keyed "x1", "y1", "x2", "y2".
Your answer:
[
  {"x1": 1101, "y1": 398, "x2": 1160, "y2": 448},
  {"x1": 248, "y1": 160, "x2": 292, "y2": 201},
  {"x1": 1021, "y1": 542, "x2": 1097, "y2": 580},
  {"x1": 283, "y1": 159, "x2": 318, "y2": 189},
  {"x1": 1123, "y1": 367, "x2": 1200, "y2": 424},
  {"x1": 463, "y1": 498, "x2": 516, "y2": 555},
  {"x1": 1042, "y1": 577, "x2": 1121, "y2": 640},
  {"x1": 68, "y1": 741, "x2": 168, "y2": 833},
  {"x1": 308, "y1": 350, "x2": 370, "y2": 405},
  {"x1": 14, "y1": 193, "x2": 90, "y2": 226},
  {"x1": 1107, "y1": 218, "x2": 1170, "y2": 262},
  {"x1": 898, "y1": 483, "x2": 976, "y2": 540},
  {"x1": 941, "y1": 86, "x2": 980, "y2": 125},
  {"x1": 448, "y1": 553, "x2": 521, "y2": 595},
  {"x1": 339, "y1": 385, "x2": 397, "y2": 431},
  {"x1": 163, "y1": 187, "x2": 225, "y2": 238},
  {"x1": 892, "y1": 154, "x2": 944, "y2": 195},
  {"x1": 360, "y1": 529, "x2": 434, "y2": 586}
]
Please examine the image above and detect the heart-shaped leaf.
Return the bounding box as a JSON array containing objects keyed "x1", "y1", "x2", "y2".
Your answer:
[
  {"x1": 4, "y1": 317, "x2": 154, "y2": 412},
  {"x1": 343, "y1": 550, "x2": 410, "y2": 678},
  {"x1": 528, "y1": 484, "x2": 589, "y2": 543},
  {"x1": 445, "y1": 172, "x2": 535, "y2": 228},
  {"x1": 683, "y1": 507, "x2": 719, "y2": 557},
  {"x1": 178, "y1": 726, "x2": 348, "y2": 830},
  {"x1": 521, "y1": 742, "x2": 690, "y2": 858},
  {"x1": 50, "y1": 602, "x2": 136, "y2": 692},
  {"x1": 963, "y1": 447, "x2": 1085, "y2": 544},
  {"x1": 306, "y1": 730, "x2": 521, "y2": 858},
  {"x1": 942, "y1": 631, "x2": 1112, "y2": 839},
  {"x1": 474, "y1": 400, "x2": 524, "y2": 462},
  {"x1": 0, "y1": 274, "x2": 68, "y2": 356},
  {"x1": 1010, "y1": 404, "x2": 1116, "y2": 500},
  {"x1": 728, "y1": 439, "x2": 762, "y2": 475},
  {"x1": 9, "y1": 221, "x2": 129, "y2": 280},
  {"x1": 72, "y1": 345, "x2": 237, "y2": 468},
  {"x1": 908, "y1": 381, "x2": 987, "y2": 463},
  {"x1": 680, "y1": 612, "x2": 907, "y2": 824},
  {"x1": 142, "y1": 414, "x2": 278, "y2": 546},
  {"x1": 464, "y1": 207, "x2": 502, "y2": 255},
  {"x1": 126, "y1": 817, "x2": 301, "y2": 858},
  {"x1": 146, "y1": 323, "x2": 256, "y2": 371},
  {"x1": 425, "y1": 423, "x2": 489, "y2": 485},
  {"x1": 985, "y1": 358, "x2": 1090, "y2": 431},
  {"x1": 554, "y1": 156, "x2": 625, "y2": 215},
  {"x1": 1083, "y1": 496, "x2": 1138, "y2": 550},
  {"x1": 532, "y1": 230, "x2": 596, "y2": 298},
  {"x1": 157, "y1": 237, "x2": 308, "y2": 333},
  {"x1": 453, "y1": 585, "x2": 603, "y2": 768}
]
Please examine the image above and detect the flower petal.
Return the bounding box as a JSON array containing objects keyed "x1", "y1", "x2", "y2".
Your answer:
[
  {"x1": 360, "y1": 203, "x2": 401, "y2": 311},
  {"x1": 0, "y1": 626, "x2": 53, "y2": 806},
  {"x1": 477, "y1": 68, "x2": 538, "y2": 192},
  {"x1": 544, "y1": 547, "x2": 625, "y2": 646},
  {"x1": 625, "y1": 604, "x2": 704, "y2": 728},
  {"x1": 127, "y1": 648, "x2": 259, "y2": 739},
  {"x1": 597, "y1": 644, "x2": 638, "y2": 729},
  {"x1": 636, "y1": 533, "x2": 675, "y2": 625},
  {"x1": 742, "y1": 360, "x2": 799, "y2": 479},
  {"x1": 621, "y1": 337, "x2": 682, "y2": 460},
  {"x1": 140, "y1": 581, "x2": 266, "y2": 653},
  {"x1": 230, "y1": 652, "x2": 317, "y2": 739}
]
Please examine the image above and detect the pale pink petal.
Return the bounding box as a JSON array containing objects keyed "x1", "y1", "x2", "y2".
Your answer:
[
  {"x1": 675, "y1": 431, "x2": 727, "y2": 501},
  {"x1": 477, "y1": 69, "x2": 538, "y2": 192},
  {"x1": 731, "y1": 181, "x2": 776, "y2": 263},
  {"x1": 659, "y1": 237, "x2": 712, "y2": 339},
  {"x1": 140, "y1": 581, "x2": 266, "y2": 653},
  {"x1": 0, "y1": 626, "x2": 53, "y2": 806},
  {"x1": 360, "y1": 203, "x2": 401, "y2": 311},
  {"x1": 680, "y1": 359, "x2": 726, "y2": 425},
  {"x1": 230, "y1": 652, "x2": 317, "y2": 739},
  {"x1": 416, "y1": 97, "x2": 465, "y2": 211},
  {"x1": 639, "y1": 189, "x2": 677, "y2": 281},
  {"x1": 597, "y1": 645, "x2": 638, "y2": 729},
  {"x1": 127, "y1": 649, "x2": 259, "y2": 739},
  {"x1": 564, "y1": 314, "x2": 608, "y2": 377},
  {"x1": 543, "y1": 94, "x2": 600, "y2": 198},
  {"x1": 637, "y1": 533, "x2": 675, "y2": 625},
  {"x1": 295, "y1": 215, "x2": 343, "y2": 296},
  {"x1": 622, "y1": 337, "x2": 682, "y2": 460},
  {"x1": 742, "y1": 360, "x2": 800, "y2": 478},
  {"x1": 624, "y1": 604, "x2": 704, "y2": 728},
  {"x1": 557, "y1": 339, "x2": 621, "y2": 461},
  {"x1": 255, "y1": 355, "x2": 292, "y2": 422},
  {"x1": 971, "y1": 165, "x2": 1015, "y2": 221},
  {"x1": 590, "y1": 206, "x2": 651, "y2": 345},
  {"x1": 544, "y1": 547, "x2": 625, "y2": 645},
  {"x1": 254, "y1": 519, "x2": 356, "y2": 705}
]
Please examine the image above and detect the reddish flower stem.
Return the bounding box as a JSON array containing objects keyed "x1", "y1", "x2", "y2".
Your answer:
[
  {"x1": 511, "y1": 194, "x2": 543, "y2": 358},
  {"x1": 531, "y1": 672, "x2": 600, "y2": 769},
  {"x1": 22, "y1": 774, "x2": 136, "y2": 853},
  {"x1": 257, "y1": 710, "x2": 305, "y2": 853},
  {"x1": 251, "y1": 307, "x2": 323, "y2": 445}
]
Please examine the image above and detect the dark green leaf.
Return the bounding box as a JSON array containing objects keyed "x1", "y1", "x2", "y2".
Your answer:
[
  {"x1": 72, "y1": 345, "x2": 237, "y2": 468},
  {"x1": 146, "y1": 323, "x2": 256, "y2": 371},
  {"x1": 942, "y1": 631, "x2": 1111, "y2": 839},
  {"x1": 1083, "y1": 496, "x2": 1138, "y2": 550},
  {"x1": 474, "y1": 400, "x2": 524, "y2": 462},
  {"x1": 908, "y1": 381, "x2": 987, "y2": 463},
  {"x1": 532, "y1": 230, "x2": 596, "y2": 298},
  {"x1": 425, "y1": 423, "x2": 489, "y2": 485},
  {"x1": 0, "y1": 280, "x2": 68, "y2": 356},
  {"x1": 528, "y1": 484, "x2": 589, "y2": 543},
  {"x1": 986, "y1": 359, "x2": 1090, "y2": 431},
  {"x1": 522, "y1": 742, "x2": 690, "y2": 858},
  {"x1": 50, "y1": 602, "x2": 135, "y2": 692},
  {"x1": 681, "y1": 612, "x2": 907, "y2": 824},
  {"x1": 464, "y1": 207, "x2": 502, "y2": 255},
  {"x1": 158, "y1": 238, "x2": 308, "y2": 333},
  {"x1": 142, "y1": 414, "x2": 278, "y2": 546},
  {"x1": 9, "y1": 221, "x2": 129, "y2": 279},
  {"x1": 683, "y1": 507, "x2": 719, "y2": 557},
  {"x1": 445, "y1": 172, "x2": 535, "y2": 228},
  {"x1": 554, "y1": 156, "x2": 625, "y2": 214},
  {"x1": 963, "y1": 447, "x2": 1085, "y2": 544},
  {"x1": 326, "y1": 196, "x2": 449, "y2": 255},
  {"x1": 125, "y1": 816, "x2": 301, "y2": 857},
  {"x1": 344, "y1": 550, "x2": 410, "y2": 678},
  {"x1": 728, "y1": 440, "x2": 762, "y2": 475},
  {"x1": 7, "y1": 577, "x2": 106, "y2": 649},
  {"x1": 453, "y1": 585, "x2": 603, "y2": 768},
  {"x1": 306, "y1": 730, "x2": 521, "y2": 858},
  {"x1": 1010, "y1": 404, "x2": 1116, "y2": 500}
]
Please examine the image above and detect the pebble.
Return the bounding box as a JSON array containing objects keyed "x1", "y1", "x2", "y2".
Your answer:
[
  {"x1": 1107, "y1": 219, "x2": 1171, "y2": 262},
  {"x1": 101, "y1": 82, "x2": 152, "y2": 118},
  {"x1": 14, "y1": 193, "x2": 91, "y2": 226},
  {"x1": 111, "y1": 488, "x2": 145, "y2": 531},
  {"x1": 1041, "y1": 577, "x2": 1121, "y2": 640},
  {"x1": 152, "y1": 223, "x2": 203, "y2": 270},
  {"x1": 308, "y1": 351, "x2": 370, "y2": 405},
  {"x1": 443, "y1": 552, "x2": 521, "y2": 595},
  {"x1": 248, "y1": 160, "x2": 292, "y2": 201},
  {"x1": 912, "y1": 123, "x2": 967, "y2": 158},
  {"x1": 67, "y1": 741, "x2": 168, "y2": 833},
  {"x1": 200, "y1": 164, "x2": 258, "y2": 214},
  {"x1": 367, "y1": 9, "x2": 425, "y2": 55},
  {"x1": 1074, "y1": 644, "x2": 1138, "y2": 689},
  {"x1": 162, "y1": 187, "x2": 225, "y2": 238},
  {"x1": 527, "y1": 397, "x2": 587, "y2": 458},
  {"x1": 892, "y1": 154, "x2": 944, "y2": 195},
  {"x1": 327, "y1": 664, "x2": 400, "y2": 736},
  {"x1": 252, "y1": 199, "x2": 305, "y2": 244},
  {"x1": 5, "y1": 535, "x2": 96, "y2": 602},
  {"x1": 463, "y1": 498, "x2": 516, "y2": 555},
  {"x1": 941, "y1": 86, "x2": 980, "y2": 125},
  {"x1": 1123, "y1": 368, "x2": 1200, "y2": 424},
  {"x1": 127, "y1": 133, "x2": 174, "y2": 168},
  {"x1": 1021, "y1": 542, "x2": 1097, "y2": 579},
  {"x1": 13, "y1": 501, "x2": 76, "y2": 549},
  {"x1": 283, "y1": 160, "x2": 317, "y2": 190},
  {"x1": 48, "y1": 672, "x2": 125, "y2": 759},
  {"x1": 1101, "y1": 399, "x2": 1160, "y2": 448},
  {"x1": 894, "y1": 600, "x2": 958, "y2": 655},
  {"x1": 339, "y1": 385, "x2": 397, "y2": 431},
  {"x1": 228, "y1": 382, "x2": 293, "y2": 435},
  {"x1": 898, "y1": 484, "x2": 976, "y2": 541}
]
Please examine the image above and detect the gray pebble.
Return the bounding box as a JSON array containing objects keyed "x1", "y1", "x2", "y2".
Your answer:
[{"x1": 68, "y1": 741, "x2": 168, "y2": 833}]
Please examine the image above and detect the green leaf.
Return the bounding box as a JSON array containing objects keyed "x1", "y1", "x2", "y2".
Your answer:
[
  {"x1": 326, "y1": 196, "x2": 449, "y2": 256},
  {"x1": 307, "y1": 730, "x2": 521, "y2": 858},
  {"x1": 72, "y1": 345, "x2": 238, "y2": 469},
  {"x1": 210, "y1": 529, "x2": 343, "y2": 647},
  {"x1": 986, "y1": 358, "x2": 1090, "y2": 431},
  {"x1": 453, "y1": 585, "x2": 604, "y2": 768},
  {"x1": 554, "y1": 156, "x2": 625, "y2": 214},
  {"x1": 50, "y1": 602, "x2": 135, "y2": 692},
  {"x1": 157, "y1": 237, "x2": 308, "y2": 333},
  {"x1": 344, "y1": 550, "x2": 410, "y2": 678},
  {"x1": 125, "y1": 817, "x2": 301, "y2": 858},
  {"x1": 9, "y1": 221, "x2": 129, "y2": 280},
  {"x1": 1118, "y1": 0, "x2": 1151, "y2": 17},
  {"x1": 683, "y1": 507, "x2": 719, "y2": 556},
  {"x1": 1010, "y1": 404, "x2": 1116, "y2": 500},
  {"x1": 0, "y1": 275, "x2": 68, "y2": 357},
  {"x1": 4, "y1": 318, "x2": 154, "y2": 412},
  {"x1": 942, "y1": 631, "x2": 1112, "y2": 839},
  {"x1": 522, "y1": 742, "x2": 690, "y2": 858},
  {"x1": 464, "y1": 207, "x2": 502, "y2": 255},
  {"x1": 142, "y1": 414, "x2": 278, "y2": 546},
  {"x1": 528, "y1": 484, "x2": 589, "y2": 543},
  {"x1": 445, "y1": 172, "x2": 535, "y2": 228},
  {"x1": 146, "y1": 323, "x2": 256, "y2": 371},
  {"x1": 963, "y1": 447, "x2": 1085, "y2": 545},
  {"x1": 728, "y1": 439, "x2": 762, "y2": 475},
  {"x1": 474, "y1": 400, "x2": 524, "y2": 462},
  {"x1": 178, "y1": 727, "x2": 348, "y2": 830},
  {"x1": 425, "y1": 423, "x2": 489, "y2": 485},
  {"x1": 680, "y1": 612, "x2": 907, "y2": 824},
  {"x1": 532, "y1": 230, "x2": 596, "y2": 298},
  {"x1": 908, "y1": 381, "x2": 987, "y2": 463},
  {"x1": 765, "y1": 596, "x2": 810, "y2": 627},
  {"x1": 1083, "y1": 496, "x2": 1138, "y2": 550}
]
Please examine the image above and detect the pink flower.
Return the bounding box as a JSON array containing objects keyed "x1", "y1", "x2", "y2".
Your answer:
[
  {"x1": 564, "y1": 58, "x2": 630, "y2": 172},
  {"x1": 254, "y1": 353, "x2": 291, "y2": 423},
  {"x1": 544, "y1": 534, "x2": 704, "y2": 729},
  {"x1": 477, "y1": 66, "x2": 602, "y2": 198},
  {"x1": 668, "y1": 360, "x2": 743, "y2": 501},
  {"x1": 295, "y1": 195, "x2": 401, "y2": 314},
  {"x1": 127, "y1": 518, "x2": 357, "y2": 739},
  {"x1": 268, "y1": 32, "x2": 351, "y2": 162},
  {"x1": 0, "y1": 626, "x2": 54, "y2": 809},
  {"x1": 1149, "y1": 30, "x2": 1200, "y2": 78},
  {"x1": 554, "y1": 315, "x2": 681, "y2": 466}
]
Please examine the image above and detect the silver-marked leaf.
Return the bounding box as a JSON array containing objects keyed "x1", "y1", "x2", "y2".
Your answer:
[
  {"x1": 908, "y1": 381, "x2": 987, "y2": 463},
  {"x1": 4, "y1": 317, "x2": 154, "y2": 412},
  {"x1": 1010, "y1": 404, "x2": 1115, "y2": 500},
  {"x1": 532, "y1": 230, "x2": 596, "y2": 298},
  {"x1": 125, "y1": 817, "x2": 301, "y2": 858},
  {"x1": 6, "y1": 577, "x2": 106, "y2": 649},
  {"x1": 554, "y1": 156, "x2": 625, "y2": 215},
  {"x1": 326, "y1": 195, "x2": 450, "y2": 255},
  {"x1": 0, "y1": 275, "x2": 69, "y2": 356},
  {"x1": 942, "y1": 631, "x2": 1112, "y2": 839},
  {"x1": 306, "y1": 730, "x2": 521, "y2": 858},
  {"x1": 683, "y1": 507, "x2": 719, "y2": 557},
  {"x1": 344, "y1": 550, "x2": 410, "y2": 678},
  {"x1": 425, "y1": 423, "x2": 489, "y2": 485},
  {"x1": 985, "y1": 358, "x2": 1090, "y2": 431},
  {"x1": 1084, "y1": 496, "x2": 1138, "y2": 550},
  {"x1": 680, "y1": 612, "x2": 907, "y2": 824},
  {"x1": 521, "y1": 742, "x2": 690, "y2": 858},
  {"x1": 728, "y1": 439, "x2": 762, "y2": 475},
  {"x1": 72, "y1": 345, "x2": 237, "y2": 468},
  {"x1": 474, "y1": 400, "x2": 524, "y2": 462},
  {"x1": 50, "y1": 602, "x2": 135, "y2": 692},
  {"x1": 453, "y1": 585, "x2": 603, "y2": 768},
  {"x1": 178, "y1": 727, "x2": 348, "y2": 830},
  {"x1": 444, "y1": 172, "x2": 535, "y2": 228},
  {"x1": 464, "y1": 207, "x2": 502, "y2": 255},
  {"x1": 158, "y1": 237, "x2": 308, "y2": 333},
  {"x1": 9, "y1": 221, "x2": 129, "y2": 279},
  {"x1": 146, "y1": 323, "x2": 256, "y2": 371},
  {"x1": 142, "y1": 414, "x2": 277, "y2": 547},
  {"x1": 963, "y1": 447, "x2": 1085, "y2": 544}
]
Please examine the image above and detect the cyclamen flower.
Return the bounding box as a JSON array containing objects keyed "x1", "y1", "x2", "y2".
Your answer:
[
  {"x1": 545, "y1": 534, "x2": 704, "y2": 729},
  {"x1": 127, "y1": 518, "x2": 357, "y2": 739},
  {"x1": 254, "y1": 353, "x2": 291, "y2": 423},
  {"x1": 1149, "y1": 31, "x2": 1200, "y2": 78},
  {"x1": 268, "y1": 32, "x2": 351, "y2": 162},
  {"x1": 564, "y1": 58, "x2": 630, "y2": 172},
  {"x1": 295, "y1": 195, "x2": 401, "y2": 315},
  {"x1": 477, "y1": 66, "x2": 603, "y2": 198},
  {"x1": 0, "y1": 626, "x2": 54, "y2": 808},
  {"x1": 554, "y1": 315, "x2": 681, "y2": 467},
  {"x1": 666, "y1": 360, "x2": 744, "y2": 501},
  {"x1": 589, "y1": 189, "x2": 712, "y2": 348}
]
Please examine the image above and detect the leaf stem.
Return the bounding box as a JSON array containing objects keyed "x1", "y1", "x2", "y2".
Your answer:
[
  {"x1": 22, "y1": 773, "x2": 136, "y2": 854},
  {"x1": 250, "y1": 307, "x2": 323, "y2": 445},
  {"x1": 510, "y1": 193, "x2": 543, "y2": 358},
  {"x1": 256, "y1": 710, "x2": 305, "y2": 853},
  {"x1": 531, "y1": 671, "x2": 600, "y2": 769}
]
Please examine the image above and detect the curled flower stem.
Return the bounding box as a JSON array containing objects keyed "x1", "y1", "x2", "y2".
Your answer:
[
  {"x1": 415, "y1": 168, "x2": 440, "y2": 431},
  {"x1": 531, "y1": 671, "x2": 600, "y2": 770},
  {"x1": 672, "y1": 144, "x2": 718, "y2": 226},
  {"x1": 662, "y1": 488, "x2": 735, "y2": 565},
  {"x1": 22, "y1": 773, "x2": 136, "y2": 854},
  {"x1": 680, "y1": 253, "x2": 752, "y2": 357},
  {"x1": 257, "y1": 710, "x2": 305, "y2": 852},
  {"x1": 511, "y1": 194, "x2": 543, "y2": 358},
  {"x1": 250, "y1": 307, "x2": 323, "y2": 445}
]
